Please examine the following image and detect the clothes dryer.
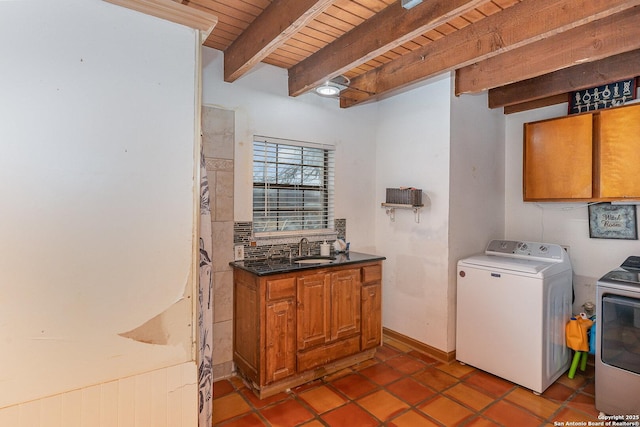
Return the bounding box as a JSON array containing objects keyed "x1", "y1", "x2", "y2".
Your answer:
[{"x1": 596, "y1": 256, "x2": 640, "y2": 416}]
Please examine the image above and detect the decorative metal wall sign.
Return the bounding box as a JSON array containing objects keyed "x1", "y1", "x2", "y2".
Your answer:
[
  {"x1": 569, "y1": 78, "x2": 637, "y2": 114},
  {"x1": 588, "y1": 203, "x2": 638, "y2": 240}
]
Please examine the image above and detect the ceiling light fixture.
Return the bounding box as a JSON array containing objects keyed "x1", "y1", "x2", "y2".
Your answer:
[
  {"x1": 315, "y1": 81, "x2": 342, "y2": 97},
  {"x1": 314, "y1": 75, "x2": 350, "y2": 98},
  {"x1": 401, "y1": 0, "x2": 423, "y2": 9}
]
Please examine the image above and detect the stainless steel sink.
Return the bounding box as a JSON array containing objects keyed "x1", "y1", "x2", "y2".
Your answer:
[{"x1": 294, "y1": 256, "x2": 335, "y2": 264}]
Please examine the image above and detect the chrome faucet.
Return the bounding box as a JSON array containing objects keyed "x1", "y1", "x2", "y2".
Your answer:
[{"x1": 298, "y1": 237, "x2": 310, "y2": 257}]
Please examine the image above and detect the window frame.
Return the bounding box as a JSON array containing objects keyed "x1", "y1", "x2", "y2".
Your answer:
[{"x1": 252, "y1": 135, "x2": 335, "y2": 238}]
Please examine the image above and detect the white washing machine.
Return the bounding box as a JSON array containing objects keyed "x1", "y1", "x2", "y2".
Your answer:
[
  {"x1": 596, "y1": 256, "x2": 640, "y2": 416},
  {"x1": 456, "y1": 239, "x2": 573, "y2": 394}
]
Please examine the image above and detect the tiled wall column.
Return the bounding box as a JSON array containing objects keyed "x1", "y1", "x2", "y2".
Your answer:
[{"x1": 202, "y1": 106, "x2": 235, "y2": 380}]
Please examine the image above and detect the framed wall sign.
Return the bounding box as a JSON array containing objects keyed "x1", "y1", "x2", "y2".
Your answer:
[
  {"x1": 588, "y1": 203, "x2": 638, "y2": 240},
  {"x1": 569, "y1": 78, "x2": 637, "y2": 114}
]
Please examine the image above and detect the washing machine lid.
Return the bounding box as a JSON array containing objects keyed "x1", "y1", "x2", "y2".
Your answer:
[{"x1": 459, "y1": 254, "x2": 554, "y2": 274}]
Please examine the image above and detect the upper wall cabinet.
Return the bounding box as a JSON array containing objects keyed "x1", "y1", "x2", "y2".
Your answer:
[
  {"x1": 596, "y1": 104, "x2": 640, "y2": 199},
  {"x1": 524, "y1": 113, "x2": 593, "y2": 200},
  {"x1": 523, "y1": 103, "x2": 640, "y2": 202}
]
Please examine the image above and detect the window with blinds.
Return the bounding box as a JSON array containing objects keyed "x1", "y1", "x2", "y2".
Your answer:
[{"x1": 253, "y1": 136, "x2": 335, "y2": 235}]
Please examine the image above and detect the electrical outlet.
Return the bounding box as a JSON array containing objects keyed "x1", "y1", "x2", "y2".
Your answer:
[{"x1": 234, "y1": 245, "x2": 244, "y2": 261}]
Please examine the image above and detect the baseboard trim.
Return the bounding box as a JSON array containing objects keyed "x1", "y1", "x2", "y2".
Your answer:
[{"x1": 383, "y1": 327, "x2": 456, "y2": 363}]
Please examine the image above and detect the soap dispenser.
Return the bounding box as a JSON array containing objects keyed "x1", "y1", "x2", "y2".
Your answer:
[{"x1": 320, "y1": 240, "x2": 331, "y2": 256}]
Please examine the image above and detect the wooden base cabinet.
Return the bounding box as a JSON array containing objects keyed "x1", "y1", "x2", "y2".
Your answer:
[{"x1": 232, "y1": 261, "x2": 382, "y2": 398}]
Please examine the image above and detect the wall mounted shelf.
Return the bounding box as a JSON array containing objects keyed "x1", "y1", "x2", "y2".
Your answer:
[{"x1": 381, "y1": 203, "x2": 423, "y2": 223}]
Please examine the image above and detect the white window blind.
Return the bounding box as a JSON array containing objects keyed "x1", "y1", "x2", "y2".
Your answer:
[{"x1": 253, "y1": 136, "x2": 335, "y2": 235}]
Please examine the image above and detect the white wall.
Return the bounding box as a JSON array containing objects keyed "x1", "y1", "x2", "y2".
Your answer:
[
  {"x1": 202, "y1": 52, "x2": 507, "y2": 354},
  {"x1": 374, "y1": 77, "x2": 505, "y2": 352},
  {"x1": 201, "y1": 47, "x2": 380, "y2": 253},
  {"x1": 0, "y1": 0, "x2": 198, "y2": 414},
  {"x1": 0, "y1": 363, "x2": 197, "y2": 427},
  {"x1": 505, "y1": 99, "x2": 640, "y2": 313},
  {"x1": 449, "y1": 88, "x2": 505, "y2": 350},
  {"x1": 374, "y1": 75, "x2": 453, "y2": 351}
]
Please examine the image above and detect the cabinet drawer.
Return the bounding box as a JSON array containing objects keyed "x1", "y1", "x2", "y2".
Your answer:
[
  {"x1": 362, "y1": 264, "x2": 381, "y2": 283},
  {"x1": 297, "y1": 336, "x2": 360, "y2": 372},
  {"x1": 266, "y1": 277, "x2": 296, "y2": 301}
]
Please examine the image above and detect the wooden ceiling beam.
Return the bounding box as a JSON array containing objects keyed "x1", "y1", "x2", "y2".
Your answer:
[
  {"x1": 287, "y1": 0, "x2": 488, "y2": 97},
  {"x1": 503, "y1": 94, "x2": 569, "y2": 115},
  {"x1": 489, "y1": 49, "x2": 640, "y2": 109},
  {"x1": 223, "y1": 0, "x2": 335, "y2": 83},
  {"x1": 340, "y1": 0, "x2": 640, "y2": 108},
  {"x1": 455, "y1": 6, "x2": 640, "y2": 94}
]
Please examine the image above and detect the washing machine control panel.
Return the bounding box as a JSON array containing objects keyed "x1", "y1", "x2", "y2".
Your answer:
[{"x1": 486, "y1": 240, "x2": 564, "y2": 261}]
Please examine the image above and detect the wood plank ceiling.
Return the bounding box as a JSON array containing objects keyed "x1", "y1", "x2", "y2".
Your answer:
[{"x1": 115, "y1": 0, "x2": 640, "y2": 112}]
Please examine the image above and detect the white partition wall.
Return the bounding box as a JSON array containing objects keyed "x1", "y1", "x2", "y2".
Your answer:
[{"x1": 0, "y1": 0, "x2": 200, "y2": 422}]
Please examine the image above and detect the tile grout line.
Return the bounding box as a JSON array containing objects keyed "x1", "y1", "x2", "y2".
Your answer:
[{"x1": 213, "y1": 342, "x2": 598, "y2": 427}]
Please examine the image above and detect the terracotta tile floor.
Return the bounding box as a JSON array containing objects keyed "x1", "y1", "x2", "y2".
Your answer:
[{"x1": 212, "y1": 338, "x2": 599, "y2": 426}]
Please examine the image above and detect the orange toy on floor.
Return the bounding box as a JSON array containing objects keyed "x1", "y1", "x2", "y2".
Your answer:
[{"x1": 565, "y1": 313, "x2": 593, "y2": 379}]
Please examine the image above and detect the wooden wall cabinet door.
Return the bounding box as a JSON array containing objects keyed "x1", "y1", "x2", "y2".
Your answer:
[
  {"x1": 523, "y1": 113, "x2": 594, "y2": 201},
  {"x1": 264, "y1": 277, "x2": 296, "y2": 384},
  {"x1": 596, "y1": 103, "x2": 640, "y2": 199}
]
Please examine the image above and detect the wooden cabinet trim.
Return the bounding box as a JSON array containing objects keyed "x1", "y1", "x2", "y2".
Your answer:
[{"x1": 233, "y1": 270, "x2": 260, "y2": 384}]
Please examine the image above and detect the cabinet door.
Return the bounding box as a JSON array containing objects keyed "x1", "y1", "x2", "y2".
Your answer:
[
  {"x1": 330, "y1": 269, "x2": 361, "y2": 341},
  {"x1": 265, "y1": 299, "x2": 296, "y2": 383},
  {"x1": 264, "y1": 277, "x2": 296, "y2": 383},
  {"x1": 523, "y1": 114, "x2": 593, "y2": 200},
  {"x1": 597, "y1": 103, "x2": 640, "y2": 198},
  {"x1": 361, "y1": 283, "x2": 381, "y2": 350},
  {"x1": 297, "y1": 272, "x2": 331, "y2": 351}
]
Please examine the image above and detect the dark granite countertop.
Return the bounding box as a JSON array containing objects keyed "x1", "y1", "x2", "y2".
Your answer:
[{"x1": 229, "y1": 251, "x2": 386, "y2": 276}]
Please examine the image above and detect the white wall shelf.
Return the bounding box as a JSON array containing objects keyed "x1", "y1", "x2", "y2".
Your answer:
[{"x1": 381, "y1": 203, "x2": 423, "y2": 223}]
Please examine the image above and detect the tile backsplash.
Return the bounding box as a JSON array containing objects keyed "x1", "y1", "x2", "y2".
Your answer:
[{"x1": 234, "y1": 218, "x2": 346, "y2": 260}]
